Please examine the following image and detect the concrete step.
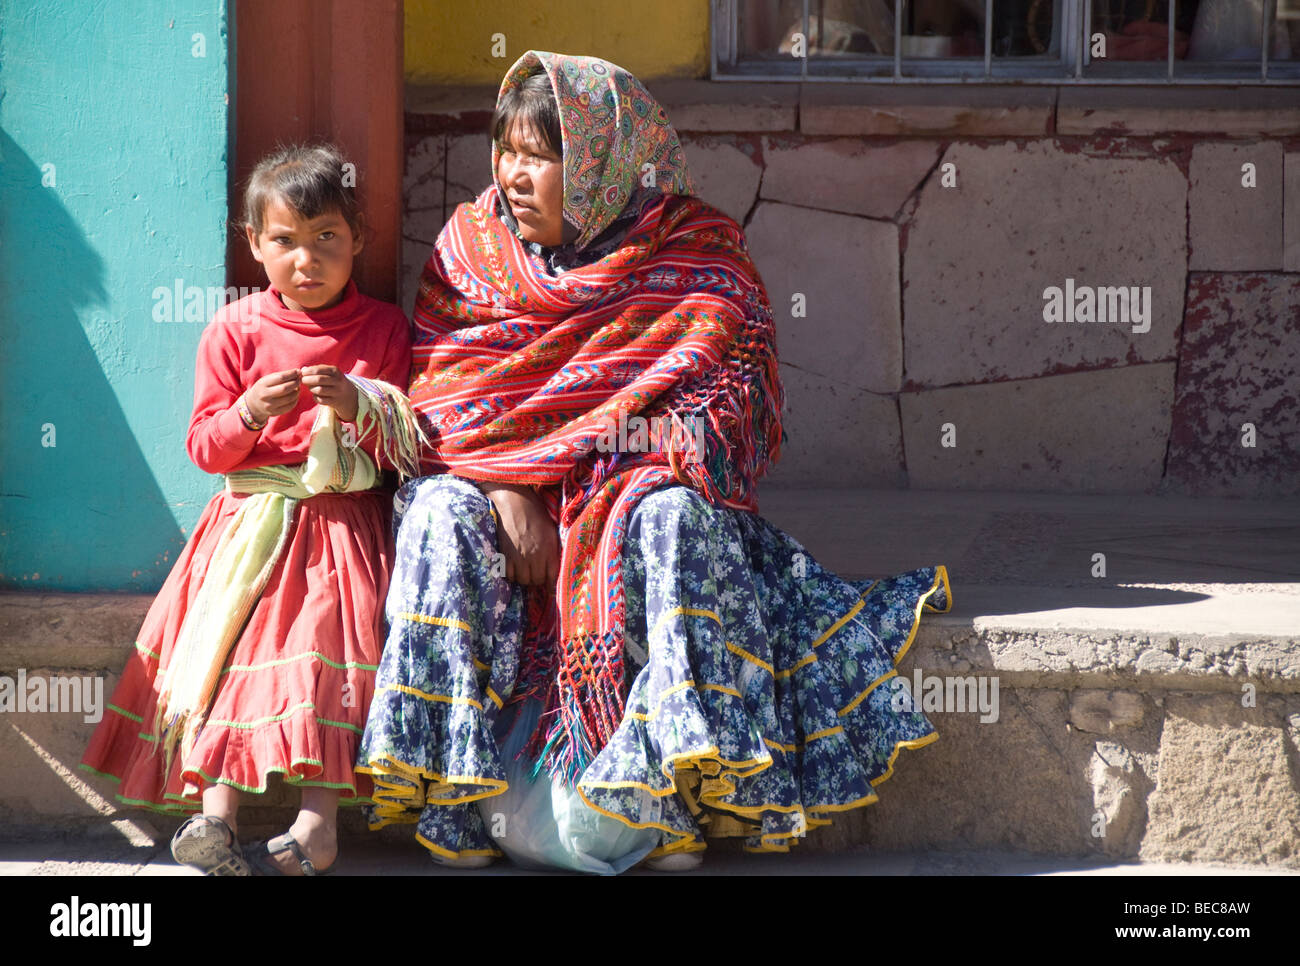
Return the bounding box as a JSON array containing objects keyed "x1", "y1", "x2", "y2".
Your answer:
[
  {"x1": 3, "y1": 487, "x2": 1298, "y2": 868},
  {"x1": 756, "y1": 487, "x2": 1300, "y2": 868}
]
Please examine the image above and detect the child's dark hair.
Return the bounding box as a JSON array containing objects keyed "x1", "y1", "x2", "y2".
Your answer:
[
  {"x1": 490, "y1": 67, "x2": 562, "y2": 157},
  {"x1": 241, "y1": 143, "x2": 362, "y2": 236}
]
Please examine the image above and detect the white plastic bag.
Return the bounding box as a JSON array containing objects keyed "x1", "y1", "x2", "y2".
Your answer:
[{"x1": 477, "y1": 697, "x2": 660, "y2": 874}]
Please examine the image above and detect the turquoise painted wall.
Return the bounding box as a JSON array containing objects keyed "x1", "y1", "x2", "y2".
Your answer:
[{"x1": 0, "y1": 1, "x2": 230, "y2": 590}]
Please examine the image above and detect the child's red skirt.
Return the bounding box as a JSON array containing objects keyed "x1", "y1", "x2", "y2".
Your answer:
[{"x1": 81, "y1": 488, "x2": 392, "y2": 810}]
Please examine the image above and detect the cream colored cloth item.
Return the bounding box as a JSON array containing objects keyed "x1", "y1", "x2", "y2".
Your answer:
[{"x1": 153, "y1": 378, "x2": 425, "y2": 773}]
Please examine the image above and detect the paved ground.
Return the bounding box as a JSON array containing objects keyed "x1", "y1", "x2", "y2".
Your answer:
[{"x1": 2, "y1": 830, "x2": 1296, "y2": 877}]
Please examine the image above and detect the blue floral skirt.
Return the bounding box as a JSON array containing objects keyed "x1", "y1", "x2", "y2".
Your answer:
[{"x1": 356, "y1": 475, "x2": 951, "y2": 872}]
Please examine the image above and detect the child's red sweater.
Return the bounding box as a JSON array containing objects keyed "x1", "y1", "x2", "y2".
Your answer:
[{"x1": 188, "y1": 281, "x2": 412, "y2": 475}]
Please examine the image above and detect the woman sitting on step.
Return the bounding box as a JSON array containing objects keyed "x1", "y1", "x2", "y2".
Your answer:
[{"x1": 356, "y1": 49, "x2": 953, "y2": 874}]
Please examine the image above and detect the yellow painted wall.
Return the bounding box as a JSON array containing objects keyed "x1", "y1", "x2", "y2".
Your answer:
[{"x1": 404, "y1": 0, "x2": 710, "y2": 84}]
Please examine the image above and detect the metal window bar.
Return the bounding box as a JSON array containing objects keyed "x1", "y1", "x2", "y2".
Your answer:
[
  {"x1": 802, "y1": 0, "x2": 808, "y2": 80},
  {"x1": 710, "y1": 0, "x2": 1298, "y2": 84},
  {"x1": 985, "y1": 0, "x2": 994, "y2": 78},
  {"x1": 1169, "y1": 0, "x2": 1176, "y2": 81},
  {"x1": 894, "y1": 0, "x2": 901, "y2": 80},
  {"x1": 1263, "y1": 0, "x2": 1273, "y2": 79},
  {"x1": 1077, "y1": 0, "x2": 1086, "y2": 78}
]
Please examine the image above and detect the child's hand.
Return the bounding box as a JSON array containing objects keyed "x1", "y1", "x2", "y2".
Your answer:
[
  {"x1": 301, "y1": 365, "x2": 359, "y2": 422},
  {"x1": 244, "y1": 369, "x2": 302, "y2": 424}
]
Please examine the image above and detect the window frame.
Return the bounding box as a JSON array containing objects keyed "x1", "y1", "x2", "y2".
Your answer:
[{"x1": 711, "y1": 0, "x2": 1300, "y2": 84}]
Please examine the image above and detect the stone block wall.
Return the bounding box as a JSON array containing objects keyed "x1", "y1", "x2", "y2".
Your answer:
[{"x1": 401, "y1": 86, "x2": 1300, "y2": 498}]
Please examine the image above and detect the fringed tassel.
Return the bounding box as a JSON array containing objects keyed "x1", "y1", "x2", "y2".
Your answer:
[
  {"x1": 530, "y1": 690, "x2": 597, "y2": 786},
  {"x1": 512, "y1": 586, "x2": 562, "y2": 768},
  {"x1": 349, "y1": 375, "x2": 431, "y2": 483},
  {"x1": 152, "y1": 710, "x2": 191, "y2": 785},
  {"x1": 536, "y1": 630, "x2": 628, "y2": 786},
  {"x1": 153, "y1": 707, "x2": 211, "y2": 785}
]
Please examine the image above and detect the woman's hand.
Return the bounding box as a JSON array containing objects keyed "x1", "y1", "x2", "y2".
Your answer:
[
  {"x1": 301, "y1": 365, "x2": 360, "y2": 422},
  {"x1": 478, "y1": 482, "x2": 559, "y2": 588},
  {"x1": 243, "y1": 369, "x2": 302, "y2": 424}
]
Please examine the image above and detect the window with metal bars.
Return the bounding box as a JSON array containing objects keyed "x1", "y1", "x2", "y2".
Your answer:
[{"x1": 711, "y1": 0, "x2": 1300, "y2": 82}]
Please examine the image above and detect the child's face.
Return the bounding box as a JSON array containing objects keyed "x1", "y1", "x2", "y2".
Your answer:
[{"x1": 245, "y1": 197, "x2": 362, "y2": 312}]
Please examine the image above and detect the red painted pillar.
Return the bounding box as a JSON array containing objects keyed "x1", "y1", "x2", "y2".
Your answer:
[{"x1": 231, "y1": 0, "x2": 402, "y2": 303}]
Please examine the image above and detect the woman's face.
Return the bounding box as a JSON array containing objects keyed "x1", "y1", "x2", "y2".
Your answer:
[{"x1": 497, "y1": 118, "x2": 565, "y2": 247}]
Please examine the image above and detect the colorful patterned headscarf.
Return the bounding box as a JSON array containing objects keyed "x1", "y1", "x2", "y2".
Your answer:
[
  {"x1": 491, "y1": 50, "x2": 697, "y2": 250},
  {"x1": 410, "y1": 52, "x2": 783, "y2": 782}
]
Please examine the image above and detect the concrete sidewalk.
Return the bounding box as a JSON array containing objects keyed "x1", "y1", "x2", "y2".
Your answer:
[{"x1": 2, "y1": 835, "x2": 1296, "y2": 877}]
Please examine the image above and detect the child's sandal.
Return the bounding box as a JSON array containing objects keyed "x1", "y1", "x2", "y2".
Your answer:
[
  {"x1": 247, "y1": 831, "x2": 337, "y2": 876},
  {"x1": 170, "y1": 814, "x2": 251, "y2": 876}
]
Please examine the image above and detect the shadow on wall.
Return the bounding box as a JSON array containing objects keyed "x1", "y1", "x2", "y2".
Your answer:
[{"x1": 0, "y1": 130, "x2": 185, "y2": 591}]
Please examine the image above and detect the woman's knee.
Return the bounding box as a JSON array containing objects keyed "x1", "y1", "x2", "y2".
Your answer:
[
  {"x1": 394, "y1": 475, "x2": 495, "y2": 544},
  {"x1": 632, "y1": 485, "x2": 711, "y2": 529}
]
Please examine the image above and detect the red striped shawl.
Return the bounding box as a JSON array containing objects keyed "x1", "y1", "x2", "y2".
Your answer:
[{"x1": 410, "y1": 185, "x2": 784, "y2": 779}]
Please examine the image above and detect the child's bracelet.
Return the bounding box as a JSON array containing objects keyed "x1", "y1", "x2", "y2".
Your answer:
[{"x1": 237, "y1": 396, "x2": 267, "y2": 431}]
